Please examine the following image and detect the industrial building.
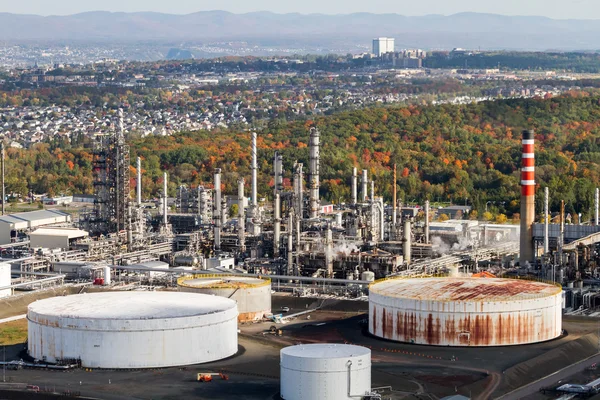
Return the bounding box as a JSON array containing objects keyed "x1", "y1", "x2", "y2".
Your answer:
[
  {"x1": 178, "y1": 274, "x2": 271, "y2": 322},
  {"x1": 280, "y1": 344, "x2": 372, "y2": 400},
  {"x1": 27, "y1": 292, "x2": 239, "y2": 368},
  {"x1": 29, "y1": 227, "x2": 88, "y2": 249},
  {"x1": 369, "y1": 277, "x2": 563, "y2": 346},
  {"x1": 0, "y1": 209, "x2": 71, "y2": 244}
]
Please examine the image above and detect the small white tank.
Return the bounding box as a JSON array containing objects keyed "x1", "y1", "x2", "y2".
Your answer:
[
  {"x1": 103, "y1": 266, "x2": 111, "y2": 286},
  {"x1": 361, "y1": 271, "x2": 375, "y2": 282},
  {"x1": 280, "y1": 344, "x2": 371, "y2": 400}
]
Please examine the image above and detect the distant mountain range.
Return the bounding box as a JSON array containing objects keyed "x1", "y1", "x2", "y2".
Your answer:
[{"x1": 1, "y1": 11, "x2": 600, "y2": 51}]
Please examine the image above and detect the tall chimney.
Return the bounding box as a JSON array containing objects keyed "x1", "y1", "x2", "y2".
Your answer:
[
  {"x1": 214, "y1": 169, "x2": 222, "y2": 251},
  {"x1": 274, "y1": 151, "x2": 283, "y2": 198},
  {"x1": 274, "y1": 193, "x2": 281, "y2": 258},
  {"x1": 403, "y1": 219, "x2": 412, "y2": 265},
  {"x1": 294, "y1": 162, "x2": 304, "y2": 219},
  {"x1": 325, "y1": 223, "x2": 333, "y2": 278},
  {"x1": 371, "y1": 180, "x2": 375, "y2": 202},
  {"x1": 238, "y1": 178, "x2": 246, "y2": 253},
  {"x1": 424, "y1": 200, "x2": 430, "y2": 244},
  {"x1": 1, "y1": 142, "x2": 5, "y2": 216},
  {"x1": 287, "y1": 210, "x2": 294, "y2": 275},
  {"x1": 595, "y1": 187, "x2": 599, "y2": 226},
  {"x1": 393, "y1": 164, "x2": 397, "y2": 225},
  {"x1": 308, "y1": 127, "x2": 320, "y2": 219},
  {"x1": 520, "y1": 129, "x2": 535, "y2": 263},
  {"x1": 362, "y1": 169, "x2": 368, "y2": 202},
  {"x1": 137, "y1": 157, "x2": 142, "y2": 206},
  {"x1": 162, "y1": 172, "x2": 168, "y2": 226},
  {"x1": 544, "y1": 187, "x2": 549, "y2": 254},
  {"x1": 351, "y1": 167, "x2": 358, "y2": 205},
  {"x1": 251, "y1": 132, "x2": 258, "y2": 208}
]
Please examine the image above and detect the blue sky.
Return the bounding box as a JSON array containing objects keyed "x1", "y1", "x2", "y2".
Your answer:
[{"x1": 2, "y1": 0, "x2": 598, "y2": 19}]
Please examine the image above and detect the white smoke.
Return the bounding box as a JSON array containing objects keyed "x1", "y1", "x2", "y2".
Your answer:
[{"x1": 431, "y1": 235, "x2": 473, "y2": 256}]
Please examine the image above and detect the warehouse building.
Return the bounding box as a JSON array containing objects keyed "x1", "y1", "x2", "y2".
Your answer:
[
  {"x1": 0, "y1": 210, "x2": 71, "y2": 245},
  {"x1": 29, "y1": 227, "x2": 88, "y2": 250}
]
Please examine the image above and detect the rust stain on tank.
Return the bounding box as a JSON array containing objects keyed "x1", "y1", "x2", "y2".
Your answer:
[
  {"x1": 371, "y1": 305, "x2": 377, "y2": 334},
  {"x1": 381, "y1": 308, "x2": 388, "y2": 338}
]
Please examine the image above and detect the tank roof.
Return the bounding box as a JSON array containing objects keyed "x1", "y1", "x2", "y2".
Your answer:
[
  {"x1": 178, "y1": 274, "x2": 269, "y2": 289},
  {"x1": 370, "y1": 277, "x2": 561, "y2": 302},
  {"x1": 28, "y1": 292, "x2": 236, "y2": 320},
  {"x1": 281, "y1": 344, "x2": 370, "y2": 359}
]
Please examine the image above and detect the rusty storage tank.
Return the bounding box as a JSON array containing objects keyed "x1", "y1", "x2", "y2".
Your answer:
[
  {"x1": 369, "y1": 277, "x2": 562, "y2": 346},
  {"x1": 178, "y1": 274, "x2": 271, "y2": 322}
]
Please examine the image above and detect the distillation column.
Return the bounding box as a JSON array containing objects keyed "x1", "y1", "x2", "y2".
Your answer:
[
  {"x1": 544, "y1": 187, "x2": 549, "y2": 254},
  {"x1": 424, "y1": 200, "x2": 430, "y2": 244},
  {"x1": 362, "y1": 170, "x2": 368, "y2": 202},
  {"x1": 274, "y1": 193, "x2": 281, "y2": 258},
  {"x1": 238, "y1": 178, "x2": 246, "y2": 253},
  {"x1": 287, "y1": 210, "x2": 294, "y2": 275},
  {"x1": 352, "y1": 167, "x2": 358, "y2": 205},
  {"x1": 294, "y1": 162, "x2": 304, "y2": 219},
  {"x1": 520, "y1": 129, "x2": 535, "y2": 263},
  {"x1": 403, "y1": 220, "x2": 412, "y2": 265},
  {"x1": 274, "y1": 151, "x2": 283, "y2": 198},
  {"x1": 308, "y1": 128, "x2": 320, "y2": 219},
  {"x1": 214, "y1": 169, "x2": 222, "y2": 251},
  {"x1": 393, "y1": 164, "x2": 397, "y2": 226},
  {"x1": 595, "y1": 188, "x2": 599, "y2": 226},
  {"x1": 162, "y1": 172, "x2": 168, "y2": 227}
]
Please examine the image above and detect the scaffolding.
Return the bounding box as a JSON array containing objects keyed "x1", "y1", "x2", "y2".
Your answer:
[{"x1": 86, "y1": 109, "x2": 131, "y2": 236}]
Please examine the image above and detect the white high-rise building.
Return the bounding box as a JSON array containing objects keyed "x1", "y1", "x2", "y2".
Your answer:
[{"x1": 373, "y1": 37, "x2": 395, "y2": 57}]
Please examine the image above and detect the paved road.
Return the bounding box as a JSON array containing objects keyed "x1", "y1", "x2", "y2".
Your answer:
[
  {"x1": 496, "y1": 353, "x2": 600, "y2": 400},
  {"x1": 0, "y1": 314, "x2": 26, "y2": 324}
]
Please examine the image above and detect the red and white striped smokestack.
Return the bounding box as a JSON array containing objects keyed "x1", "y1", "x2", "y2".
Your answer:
[{"x1": 520, "y1": 129, "x2": 535, "y2": 263}]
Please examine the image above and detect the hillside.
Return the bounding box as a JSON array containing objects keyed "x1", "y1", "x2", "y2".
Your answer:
[{"x1": 9, "y1": 93, "x2": 600, "y2": 219}]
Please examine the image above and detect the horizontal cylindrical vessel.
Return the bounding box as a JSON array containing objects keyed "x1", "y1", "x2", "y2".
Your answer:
[
  {"x1": 280, "y1": 344, "x2": 371, "y2": 400},
  {"x1": 28, "y1": 292, "x2": 238, "y2": 368},
  {"x1": 369, "y1": 277, "x2": 562, "y2": 346},
  {"x1": 178, "y1": 274, "x2": 271, "y2": 322}
]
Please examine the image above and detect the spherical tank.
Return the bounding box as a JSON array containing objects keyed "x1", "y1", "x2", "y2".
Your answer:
[
  {"x1": 27, "y1": 292, "x2": 238, "y2": 368},
  {"x1": 369, "y1": 277, "x2": 562, "y2": 346},
  {"x1": 280, "y1": 344, "x2": 371, "y2": 400},
  {"x1": 178, "y1": 274, "x2": 271, "y2": 322}
]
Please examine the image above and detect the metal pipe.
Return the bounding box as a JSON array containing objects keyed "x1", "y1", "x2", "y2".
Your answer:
[
  {"x1": 424, "y1": 200, "x2": 430, "y2": 244},
  {"x1": 214, "y1": 169, "x2": 222, "y2": 251},
  {"x1": 251, "y1": 132, "x2": 258, "y2": 207},
  {"x1": 403, "y1": 219, "x2": 412, "y2": 265},
  {"x1": 362, "y1": 170, "x2": 368, "y2": 201},
  {"x1": 238, "y1": 178, "x2": 245, "y2": 253},
  {"x1": 309, "y1": 128, "x2": 320, "y2": 219},
  {"x1": 162, "y1": 172, "x2": 168, "y2": 226},
  {"x1": 137, "y1": 157, "x2": 142, "y2": 206},
  {"x1": 351, "y1": 167, "x2": 358, "y2": 205},
  {"x1": 274, "y1": 193, "x2": 281, "y2": 258},
  {"x1": 393, "y1": 164, "x2": 397, "y2": 226},
  {"x1": 544, "y1": 187, "x2": 549, "y2": 254},
  {"x1": 520, "y1": 129, "x2": 535, "y2": 263}
]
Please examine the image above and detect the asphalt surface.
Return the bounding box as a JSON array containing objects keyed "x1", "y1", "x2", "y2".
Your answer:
[{"x1": 496, "y1": 353, "x2": 600, "y2": 400}]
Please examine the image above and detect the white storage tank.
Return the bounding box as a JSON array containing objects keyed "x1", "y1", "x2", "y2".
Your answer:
[
  {"x1": 369, "y1": 277, "x2": 562, "y2": 346},
  {"x1": 28, "y1": 292, "x2": 238, "y2": 368},
  {"x1": 0, "y1": 262, "x2": 10, "y2": 298},
  {"x1": 280, "y1": 344, "x2": 371, "y2": 400},
  {"x1": 103, "y1": 266, "x2": 111, "y2": 286},
  {"x1": 361, "y1": 271, "x2": 375, "y2": 282},
  {"x1": 178, "y1": 274, "x2": 271, "y2": 322}
]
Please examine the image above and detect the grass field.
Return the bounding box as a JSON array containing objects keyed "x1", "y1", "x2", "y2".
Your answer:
[{"x1": 0, "y1": 319, "x2": 27, "y2": 345}]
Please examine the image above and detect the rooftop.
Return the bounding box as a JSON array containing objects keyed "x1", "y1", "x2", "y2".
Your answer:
[
  {"x1": 370, "y1": 277, "x2": 561, "y2": 302},
  {"x1": 179, "y1": 274, "x2": 269, "y2": 289},
  {"x1": 28, "y1": 292, "x2": 237, "y2": 320},
  {"x1": 281, "y1": 344, "x2": 370, "y2": 359}
]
